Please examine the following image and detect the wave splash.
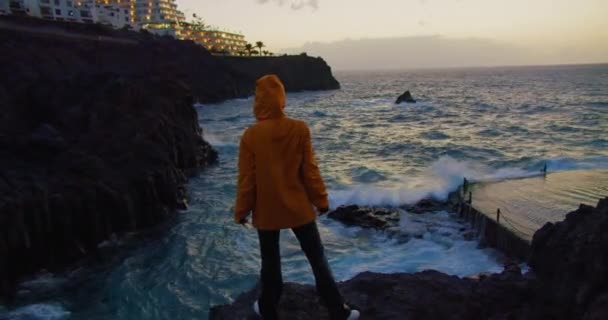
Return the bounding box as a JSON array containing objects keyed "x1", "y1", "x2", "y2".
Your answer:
[{"x1": 329, "y1": 156, "x2": 608, "y2": 207}]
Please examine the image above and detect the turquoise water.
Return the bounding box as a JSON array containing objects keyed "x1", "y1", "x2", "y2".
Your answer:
[{"x1": 2, "y1": 65, "x2": 608, "y2": 320}]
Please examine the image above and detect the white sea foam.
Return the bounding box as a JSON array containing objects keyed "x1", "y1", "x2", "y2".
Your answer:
[
  {"x1": 2, "y1": 304, "x2": 70, "y2": 320},
  {"x1": 310, "y1": 210, "x2": 504, "y2": 281},
  {"x1": 329, "y1": 156, "x2": 607, "y2": 207}
]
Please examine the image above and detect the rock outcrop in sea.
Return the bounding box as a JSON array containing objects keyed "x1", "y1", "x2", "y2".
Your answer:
[
  {"x1": 0, "y1": 16, "x2": 341, "y2": 300},
  {"x1": 210, "y1": 197, "x2": 608, "y2": 319},
  {"x1": 395, "y1": 90, "x2": 416, "y2": 104}
]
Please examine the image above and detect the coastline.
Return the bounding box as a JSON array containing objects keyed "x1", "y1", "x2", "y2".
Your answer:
[
  {"x1": 211, "y1": 196, "x2": 608, "y2": 320},
  {"x1": 0, "y1": 16, "x2": 340, "y2": 301}
]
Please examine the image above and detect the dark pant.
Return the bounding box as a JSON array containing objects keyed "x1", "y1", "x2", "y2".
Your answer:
[{"x1": 257, "y1": 221, "x2": 348, "y2": 320}]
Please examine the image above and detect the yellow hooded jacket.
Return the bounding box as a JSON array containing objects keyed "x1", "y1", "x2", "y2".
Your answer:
[{"x1": 234, "y1": 75, "x2": 329, "y2": 230}]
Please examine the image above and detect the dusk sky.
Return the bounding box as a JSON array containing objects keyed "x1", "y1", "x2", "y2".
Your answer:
[{"x1": 177, "y1": 0, "x2": 608, "y2": 69}]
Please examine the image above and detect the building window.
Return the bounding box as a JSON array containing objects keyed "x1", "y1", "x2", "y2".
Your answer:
[
  {"x1": 54, "y1": 0, "x2": 60, "y2": 5},
  {"x1": 41, "y1": 7, "x2": 52, "y2": 15},
  {"x1": 55, "y1": 9, "x2": 61, "y2": 15},
  {"x1": 67, "y1": 1, "x2": 72, "y2": 7},
  {"x1": 80, "y1": 10, "x2": 90, "y2": 17}
]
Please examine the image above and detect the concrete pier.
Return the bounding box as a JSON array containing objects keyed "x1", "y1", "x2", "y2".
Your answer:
[{"x1": 456, "y1": 169, "x2": 608, "y2": 260}]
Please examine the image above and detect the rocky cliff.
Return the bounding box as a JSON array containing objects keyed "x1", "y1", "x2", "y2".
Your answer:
[
  {"x1": 211, "y1": 198, "x2": 608, "y2": 320},
  {"x1": 221, "y1": 55, "x2": 340, "y2": 94},
  {"x1": 0, "y1": 76, "x2": 218, "y2": 300},
  {"x1": 0, "y1": 16, "x2": 340, "y2": 103},
  {"x1": 0, "y1": 16, "x2": 340, "y2": 301}
]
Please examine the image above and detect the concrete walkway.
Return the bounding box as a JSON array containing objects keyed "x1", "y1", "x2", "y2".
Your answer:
[{"x1": 469, "y1": 170, "x2": 608, "y2": 241}]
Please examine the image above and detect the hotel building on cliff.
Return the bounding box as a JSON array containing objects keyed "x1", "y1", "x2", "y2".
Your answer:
[
  {"x1": 1, "y1": 0, "x2": 248, "y2": 55},
  {"x1": 141, "y1": 21, "x2": 247, "y2": 55}
]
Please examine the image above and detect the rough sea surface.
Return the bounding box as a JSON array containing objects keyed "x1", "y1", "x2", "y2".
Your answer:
[{"x1": 2, "y1": 65, "x2": 607, "y2": 320}]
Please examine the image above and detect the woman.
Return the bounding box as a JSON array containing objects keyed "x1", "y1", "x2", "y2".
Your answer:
[{"x1": 234, "y1": 75, "x2": 359, "y2": 320}]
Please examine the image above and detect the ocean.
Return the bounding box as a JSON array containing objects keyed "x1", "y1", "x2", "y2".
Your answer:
[{"x1": 2, "y1": 64, "x2": 607, "y2": 320}]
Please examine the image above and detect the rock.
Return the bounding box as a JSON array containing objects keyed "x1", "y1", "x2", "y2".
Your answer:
[
  {"x1": 0, "y1": 16, "x2": 340, "y2": 104},
  {"x1": 396, "y1": 90, "x2": 416, "y2": 104},
  {"x1": 0, "y1": 77, "x2": 218, "y2": 301},
  {"x1": 29, "y1": 124, "x2": 67, "y2": 151},
  {"x1": 327, "y1": 205, "x2": 400, "y2": 230},
  {"x1": 529, "y1": 197, "x2": 608, "y2": 320},
  {"x1": 401, "y1": 198, "x2": 448, "y2": 214},
  {"x1": 221, "y1": 55, "x2": 340, "y2": 93},
  {"x1": 210, "y1": 269, "x2": 530, "y2": 320}
]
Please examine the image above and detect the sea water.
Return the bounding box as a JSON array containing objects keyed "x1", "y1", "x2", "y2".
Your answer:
[{"x1": 2, "y1": 65, "x2": 607, "y2": 319}]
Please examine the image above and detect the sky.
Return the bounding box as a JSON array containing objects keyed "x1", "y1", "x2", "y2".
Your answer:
[{"x1": 177, "y1": 0, "x2": 608, "y2": 70}]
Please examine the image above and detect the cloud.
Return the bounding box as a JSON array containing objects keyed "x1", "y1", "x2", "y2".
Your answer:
[{"x1": 256, "y1": 0, "x2": 318, "y2": 10}]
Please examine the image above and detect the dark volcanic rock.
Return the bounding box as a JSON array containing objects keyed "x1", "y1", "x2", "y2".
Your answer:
[
  {"x1": 221, "y1": 56, "x2": 340, "y2": 94},
  {"x1": 0, "y1": 76, "x2": 218, "y2": 300},
  {"x1": 396, "y1": 90, "x2": 416, "y2": 104},
  {"x1": 0, "y1": 16, "x2": 340, "y2": 104},
  {"x1": 402, "y1": 198, "x2": 450, "y2": 214},
  {"x1": 529, "y1": 197, "x2": 608, "y2": 320},
  {"x1": 327, "y1": 205, "x2": 400, "y2": 230},
  {"x1": 210, "y1": 268, "x2": 530, "y2": 320}
]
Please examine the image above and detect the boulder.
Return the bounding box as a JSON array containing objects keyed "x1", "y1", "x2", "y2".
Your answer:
[
  {"x1": 401, "y1": 198, "x2": 449, "y2": 214},
  {"x1": 327, "y1": 205, "x2": 400, "y2": 230},
  {"x1": 396, "y1": 90, "x2": 416, "y2": 104}
]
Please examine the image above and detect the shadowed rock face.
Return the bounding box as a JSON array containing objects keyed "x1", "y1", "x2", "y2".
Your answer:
[
  {"x1": 0, "y1": 16, "x2": 340, "y2": 104},
  {"x1": 0, "y1": 77, "x2": 218, "y2": 300},
  {"x1": 212, "y1": 198, "x2": 608, "y2": 320},
  {"x1": 221, "y1": 56, "x2": 340, "y2": 94},
  {"x1": 530, "y1": 197, "x2": 608, "y2": 320}
]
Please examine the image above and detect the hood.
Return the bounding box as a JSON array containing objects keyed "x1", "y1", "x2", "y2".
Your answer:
[{"x1": 254, "y1": 75, "x2": 286, "y2": 121}]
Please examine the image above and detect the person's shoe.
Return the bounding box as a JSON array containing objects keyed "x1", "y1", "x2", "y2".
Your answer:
[
  {"x1": 253, "y1": 301, "x2": 260, "y2": 316},
  {"x1": 346, "y1": 309, "x2": 360, "y2": 320}
]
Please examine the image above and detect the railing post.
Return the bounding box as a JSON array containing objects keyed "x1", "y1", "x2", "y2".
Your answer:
[
  {"x1": 496, "y1": 208, "x2": 501, "y2": 223},
  {"x1": 468, "y1": 191, "x2": 472, "y2": 204}
]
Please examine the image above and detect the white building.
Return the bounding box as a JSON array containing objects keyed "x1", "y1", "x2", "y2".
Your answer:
[
  {"x1": 94, "y1": 2, "x2": 129, "y2": 28},
  {"x1": 0, "y1": 0, "x2": 131, "y2": 28},
  {"x1": 38, "y1": 0, "x2": 91, "y2": 23},
  {"x1": 1, "y1": 0, "x2": 206, "y2": 33}
]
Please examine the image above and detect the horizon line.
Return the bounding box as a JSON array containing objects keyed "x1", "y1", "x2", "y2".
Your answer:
[{"x1": 331, "y1": 61, "x2": 608, "y2": 73}]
